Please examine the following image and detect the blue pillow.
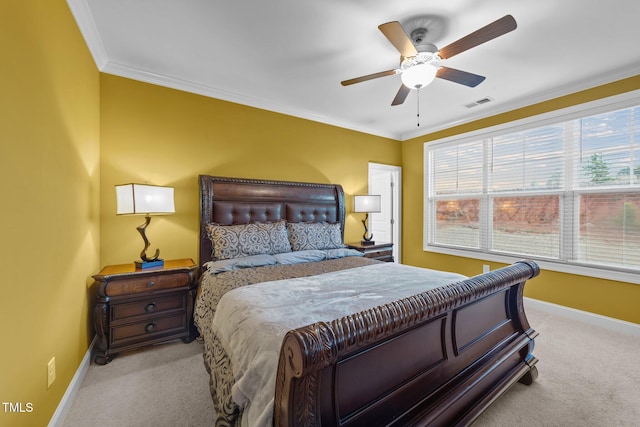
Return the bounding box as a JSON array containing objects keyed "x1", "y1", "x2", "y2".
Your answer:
[
  {"x1": 323, "y1": 248, "x2": 364, "y2": 259},
  {"x1": 204, "y1": 254, "x2": 277, "y2": 274},
  {"x1": 273, "y1": 250, "x2": 326, "y2": 265}
]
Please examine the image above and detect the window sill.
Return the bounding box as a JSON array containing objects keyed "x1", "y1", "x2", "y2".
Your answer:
[{"x1": 423, "y1": 244, "x2": 640, "y2": 285}]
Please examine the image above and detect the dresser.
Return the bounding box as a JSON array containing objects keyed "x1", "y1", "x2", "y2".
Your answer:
[
  {"x1": 346, "y1": 242, "x2": 394, "y2": 262},
  {"x1": 92, "y1": 259, "x2": 198, "y2": 365}
]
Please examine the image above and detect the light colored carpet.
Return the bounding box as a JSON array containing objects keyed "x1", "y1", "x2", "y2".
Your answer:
[
  {"x1": 473, "y1": 307, "x2": 640, "y2": 427},
  {"x1": 61, "y1": 304, "x2": 640, "y2": 426},
  {"x1": 61, "y1": 339, "x2": 216, "y2": 426}
]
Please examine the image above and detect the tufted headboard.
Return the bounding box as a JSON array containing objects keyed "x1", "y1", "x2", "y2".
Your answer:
[{"x1": 198, "y1": 175, "x2": 346, "y2": 272}]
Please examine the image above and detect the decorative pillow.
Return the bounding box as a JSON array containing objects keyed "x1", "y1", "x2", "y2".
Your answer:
[
  {"x1": 203, "y1": 254, "x2": 278, "y2": 274},
  {"x1": 207, "y1": 220, "x2": 291, "y2": 260},
  {"x1": 286, "y1": 222, "x2": 343, "y2": 252},
  {"x1": 273, "y1": 250, "x2": 326, "y2": 265}
]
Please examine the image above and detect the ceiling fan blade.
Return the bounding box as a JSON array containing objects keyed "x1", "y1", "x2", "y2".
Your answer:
[
  {"x1": 436, "y1": 67, "x2": 486, "y2": 87},
  {"x1": 341, "y1": 69, "x2": 398, "y2": 86},
  {"x1": 438, "y1": 15, "x2": 517, "y2": 60},
  {"x1": 391, "y1": 85, "x2": 411, "y2": 106},
  {"x1": 378, "y1": 21, "x2": 418, "y2": 58}
]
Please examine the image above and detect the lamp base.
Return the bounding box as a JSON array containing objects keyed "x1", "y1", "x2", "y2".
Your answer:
[
  {"x1": 135, "y1": 259, "x2": 165, "y2": 269},
  {"x1": 360, "y1": 214, "x2": 375, "y2": 246}
]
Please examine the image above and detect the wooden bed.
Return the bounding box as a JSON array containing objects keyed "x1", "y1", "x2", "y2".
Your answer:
[{"x1": 197, "y1": 175, "x2": 539, "y2": 427}]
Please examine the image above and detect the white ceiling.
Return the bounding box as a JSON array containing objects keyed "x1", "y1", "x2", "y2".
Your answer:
[{"x1": 68, "y1": 0, "x2": 640, "y2": 141}]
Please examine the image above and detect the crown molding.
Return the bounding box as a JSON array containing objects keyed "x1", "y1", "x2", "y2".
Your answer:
[
  {"x1": 101, "y1": 60, "x2": 401, "y2": 140},
  {"x1": 66, "y1": 1, "x2": 639, "y2": 143},
  {"x1": 401, "y1": 65, "x2": 640, "y2": 141},
  {"x1": 67, "y1": 2, "x2": 400, "y2": 140},
  {"x1": 66, "y1": 0, "x2": 108, "y2": 70}
]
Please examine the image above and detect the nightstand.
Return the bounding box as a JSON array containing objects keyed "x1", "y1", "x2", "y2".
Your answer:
[
  {"x1": 92, "y1": 258, "x2": 198, "y2": 365},
  {"x1": 346, "y1": 242, "x2": 394, "y2": 262}
]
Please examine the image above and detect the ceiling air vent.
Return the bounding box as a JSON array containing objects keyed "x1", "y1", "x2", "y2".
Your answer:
[{"x1": 465, "y1": 97, "x2": 494, "y2": 108}]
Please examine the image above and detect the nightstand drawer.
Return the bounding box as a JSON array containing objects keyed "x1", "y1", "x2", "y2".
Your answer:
[
  {"x1": 110, "y1": 294, "x2": 186, "y2": 321},
  {"x1": 104, "y1": 272, "x2": 190, "y2": 296},
  {"x1": 110, "y1": 313, "x2": 187, "y2": 346},
  {"x1": 346, "y1": 242, "x2": 394, "y2": 263},
  {"x1": 365, "y1": 249, "x2": 393, "y2": 260}
]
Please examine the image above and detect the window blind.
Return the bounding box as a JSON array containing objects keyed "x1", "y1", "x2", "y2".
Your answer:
[{"x1": 426, "y1": 104, "x2": 640, "y2": 274}]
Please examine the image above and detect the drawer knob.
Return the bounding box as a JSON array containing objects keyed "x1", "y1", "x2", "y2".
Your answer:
[
  {"x1": 147, "y1": 281, "x2": 155, "y2": 287},
  {"x1": 145, "y1": 302, "x2": 156, "y2": 312},
  {"x1": 145, "y1": 323, "x2": 156, "y2": 333}
]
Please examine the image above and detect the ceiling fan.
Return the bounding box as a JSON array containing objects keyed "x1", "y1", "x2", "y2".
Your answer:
[{"x1": 341, "y1": 15, "x2": 517, "y2": 106}]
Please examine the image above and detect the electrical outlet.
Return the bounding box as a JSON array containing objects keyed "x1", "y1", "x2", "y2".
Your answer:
[
  {"x1": 47, "y1": 357, "x2": 56, "y2": 389},
  {"x1": 483, "y1": 264, "x2": 490, "y2": 273}
]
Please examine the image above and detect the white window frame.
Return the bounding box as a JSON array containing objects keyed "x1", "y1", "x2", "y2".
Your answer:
[{"x1": 423, "y1": 89, "x2": 640, "y2": 285}]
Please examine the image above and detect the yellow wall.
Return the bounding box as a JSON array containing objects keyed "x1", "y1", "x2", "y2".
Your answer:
[
  {"x1": 99, "y1": 74, "x2": 401, "y2": 266},
  {"x1": 0, "y1": 1, "x2": 100, "y2": 426},
  {"x1": 402, "y1": 75, "x2": 640, "y2": 324}
]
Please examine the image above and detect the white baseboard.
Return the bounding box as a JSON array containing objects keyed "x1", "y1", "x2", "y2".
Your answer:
[
  {"x1": 524, "y1": 297, "x2": 640, "y2": 337},
  {"x1": 48, "y1": 336, "x2": 96, "y2": 427}
]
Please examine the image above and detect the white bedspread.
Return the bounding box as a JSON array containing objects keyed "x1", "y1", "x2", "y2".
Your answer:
[{"x1": 211, "y1": 262, "x2": 467, "y2": 427}]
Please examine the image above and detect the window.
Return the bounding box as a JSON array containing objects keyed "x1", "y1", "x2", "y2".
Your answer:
[{"x1": 425, "y1": 97, "x2": 640, "y2": 282}]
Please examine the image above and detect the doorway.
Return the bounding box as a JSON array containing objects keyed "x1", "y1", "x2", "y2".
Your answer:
[{"x1": 368, "y1": 163, "x2": 402, "y2": 263}]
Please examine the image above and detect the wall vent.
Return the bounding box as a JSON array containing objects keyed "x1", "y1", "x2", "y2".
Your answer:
[{"x1": 465, "y1": 97, "x2": 494, "y2": 108}]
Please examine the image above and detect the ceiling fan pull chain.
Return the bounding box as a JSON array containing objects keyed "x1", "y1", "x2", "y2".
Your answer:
[{"x1": 417, "y1": 88, "x2": 420, "y2": 127}]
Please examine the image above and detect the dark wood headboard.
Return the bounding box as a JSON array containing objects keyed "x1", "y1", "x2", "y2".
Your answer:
[{"x1": 198, "y1": 175, "x2": 346, "y2": 270}]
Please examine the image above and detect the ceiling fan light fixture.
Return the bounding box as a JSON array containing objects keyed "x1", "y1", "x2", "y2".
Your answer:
[
  {"x1": 343, "y1": 15, "x2": 517, "y2": 105},
  {"x1": 401, "y1": 62, "x2": 437, "y2": 90}
]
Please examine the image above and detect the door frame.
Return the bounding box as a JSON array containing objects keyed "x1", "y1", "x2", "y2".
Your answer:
[{"x1": 368, "y1": 163, "x2": 402, "y2": 263}]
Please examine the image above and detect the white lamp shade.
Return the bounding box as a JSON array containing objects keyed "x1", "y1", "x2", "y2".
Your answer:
[
  {"x1": 354, "y1": 195, "x2": 381, "y2": 213},
  {"x1": 401, "y1": 63, "x2": 437, "y2": 89},
  {"x1": 116, "y1": 184, "x2": 175, "y2": 215}
]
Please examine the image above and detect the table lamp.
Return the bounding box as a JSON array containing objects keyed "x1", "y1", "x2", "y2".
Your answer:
[
  {"x1": 115, "y1": 183, "x2": 175, "y2": 269},
  {"x1": 354, "y1": 194, "x2": 381, "y2": 245}
]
